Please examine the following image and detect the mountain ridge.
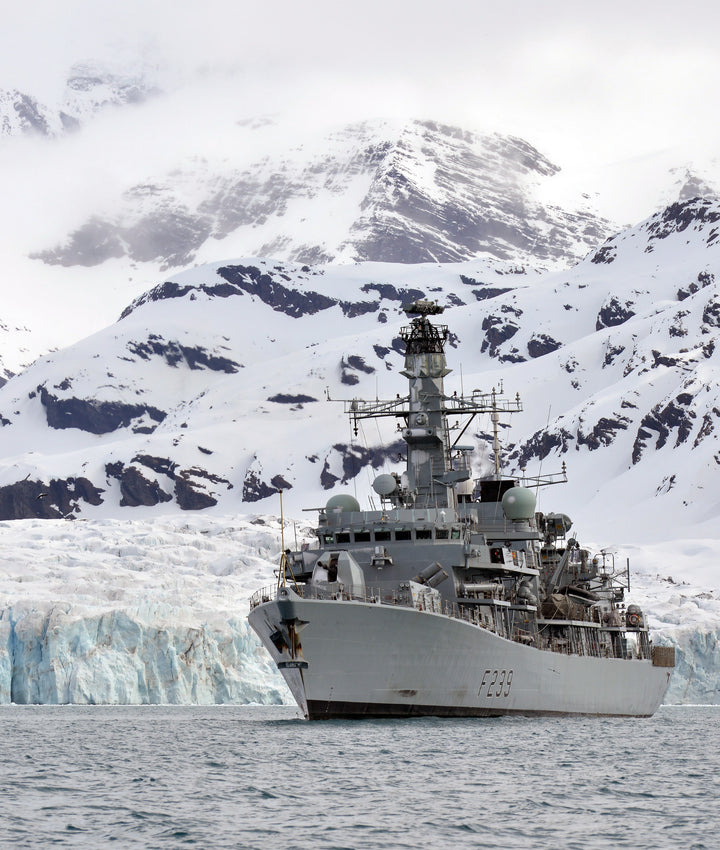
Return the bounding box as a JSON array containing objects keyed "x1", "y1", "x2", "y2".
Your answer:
[{"x1": 0, "y1": 196, "x2": 719, "y2": 544}]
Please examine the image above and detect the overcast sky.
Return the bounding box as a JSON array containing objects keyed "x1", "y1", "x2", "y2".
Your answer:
[{"x1": 3, "y1": 0, "x2": 720, "y2": 168}]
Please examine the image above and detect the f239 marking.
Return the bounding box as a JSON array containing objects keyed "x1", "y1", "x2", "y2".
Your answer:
[{"x1": 479, "y1": 669, "x2": 513, "y2": 698}]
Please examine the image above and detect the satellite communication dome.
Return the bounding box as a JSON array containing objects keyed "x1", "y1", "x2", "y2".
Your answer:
[
  {"x1": 372, "y1": 474, "x2": 397, "y2": 496},
  {"x1": 501, "y1": 486, "x2": 537, "y2": 520},
  {"x1": 325, "y1": 494, "x2": 361, "y2": 513}
]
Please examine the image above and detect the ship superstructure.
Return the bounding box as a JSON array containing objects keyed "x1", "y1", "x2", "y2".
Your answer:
[{"x1": 249, "y1": 301, "x2": 674, "y2": 718}]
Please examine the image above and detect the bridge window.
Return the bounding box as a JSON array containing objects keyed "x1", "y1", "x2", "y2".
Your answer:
[
  {"x1": 416, "y1": 528, "x2": 432, "y2": 540},
  {"x1": 354, "y1": 530, "x2": 371, "y2": 542},
  {"x1": 374, "y1": 530, "x2": 391, "y2": 542},
  {"x1": 395, "y1": 529, "x2": 411, "y2": 541}
]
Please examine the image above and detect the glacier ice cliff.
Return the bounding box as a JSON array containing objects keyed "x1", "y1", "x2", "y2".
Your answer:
[
  {"x1": 0, "y1": 603, "x2": 290, "y2": 705},
  {"x1": 660, "y1": 627, "x2": 720, "y2": 705},
  {"x1": 0, "y1": 517, "x2": 717, "y2": 706}
]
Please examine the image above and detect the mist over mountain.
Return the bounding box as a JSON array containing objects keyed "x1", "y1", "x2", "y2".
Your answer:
[
  {"x1": 1, "y1": 60, "x2": 719, "y2": 385},
  {"x1": 0, "y1": 62, "x2": 160, "y2": 137},
  {"x1": 31, "y1": 118, "x2": 610, "y2": 271}
]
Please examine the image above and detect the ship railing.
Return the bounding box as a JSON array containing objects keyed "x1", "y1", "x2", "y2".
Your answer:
[
  {"x1": 535, "y1": 622, "x2": 652, "y2": 660},
  {"x1": 249, "y1": 584, "x2": 504, "y2": 636},
  {"x1": 249, "y1": 586, "x2": 654, "y2": 660}
]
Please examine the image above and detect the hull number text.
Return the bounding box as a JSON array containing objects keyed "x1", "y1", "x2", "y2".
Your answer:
[{"x1": 479, "y1": 669, "x2": 513, "y2": 698}]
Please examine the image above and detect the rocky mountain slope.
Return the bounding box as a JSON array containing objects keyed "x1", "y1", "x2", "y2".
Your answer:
[
  {"x1": 0, "y1": 196, "x2": 719, "y2": 545},
  {"x1": 32, "y1": 118, "x2": 611, "y2": 271},
  {"x1": 0, "y1": 62, "x2": 159, "y2": 137}
]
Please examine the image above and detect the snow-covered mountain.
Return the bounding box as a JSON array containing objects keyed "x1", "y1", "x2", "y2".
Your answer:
[
  {"x1": 1, "y1": 66, "x2": 719, "y2": 705},
  {"x1": 1, "y1": 196, "x2": 719, "y2": 541},
  {"x1": 0, "y1": 62, "x2": 159, "y2": 137},
  {"x1": 31, "y1": 118, "x2": 610, "y2": 271}
]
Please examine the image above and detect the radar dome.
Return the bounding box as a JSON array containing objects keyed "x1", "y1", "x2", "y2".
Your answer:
[
  {"x1": 372, "y1": 474, "x2": 397, "y2": 496},
  {"x1": 325, "y1": 494, "x2": 361, "y2": 513},
  {"x1": 502, "y1": 486, "x2": 537, "y2": 520}
]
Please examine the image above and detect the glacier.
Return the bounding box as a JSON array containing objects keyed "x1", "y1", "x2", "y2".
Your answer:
[
  {"x1": 0, "y1": 514, "x2": 717, "y2": 706},
  {"x1": 0, "y1": 515, "x2": 292, "y2": 706}
]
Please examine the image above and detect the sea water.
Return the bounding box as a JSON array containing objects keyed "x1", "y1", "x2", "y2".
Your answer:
[{"x1": 0, "y1": 705, "x2": 717, "y2": 849}]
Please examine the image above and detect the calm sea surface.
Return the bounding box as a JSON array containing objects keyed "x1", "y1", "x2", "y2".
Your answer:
[{"x1": 0, "y1": 704, "x2": 717, "y2": 849}]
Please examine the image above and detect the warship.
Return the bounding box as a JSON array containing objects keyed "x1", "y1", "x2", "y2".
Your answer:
[{"x1": 249, "y1": 300, "x2": 675, "y2": 719}]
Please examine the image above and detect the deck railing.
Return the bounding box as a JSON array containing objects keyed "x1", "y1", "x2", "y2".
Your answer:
[{"x1": 249, "y1": 583, "x2": 652, "y2": 661}]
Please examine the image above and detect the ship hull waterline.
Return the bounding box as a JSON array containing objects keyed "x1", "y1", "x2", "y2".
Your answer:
[{"x1": 248, "y1": 589, "x2": 672, "y2": 720}]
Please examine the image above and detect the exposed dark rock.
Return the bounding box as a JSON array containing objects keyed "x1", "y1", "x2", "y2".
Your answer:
[
  {"x1": 471, "y1": 288, "x2": 513, "y2": 302},
  {"x1": 0, "y1": 476, "x2": 104, "y2": 520},
  {"x1": 335, "y1": 440, "x2": 405, "y2": 486},
  {"x1": 498, "y1": 350, "x2": 527, "y2": 364},
  {"x1": 126, "y1": 336, "x2": 241, "y2": 373},
  {"x1": 346, "y1": 355, "x2": 374, "y2": 373},
  {"x1": 217, "y1": 265, "x2": 336, "y2": 318},
  {"x1": 632, "y1": 395, "x2": 697, "y2": 463},
  {"x1": 677, "y1": 270, "x2": 715, "y2": 301},
  {"x1": 669, "y1": 314, "x2": 688, "y2": 337},
  {"x1": 320, "y1": 460, "x2": 340, "y2": 490},
  {"x1": 527, "y1": 334, "x2": 561, "y2": 359},
  {"x1": 242, "y1": 470, "x2": 291, "y2": 502},
  {"x1": 590, "y1": 243, "x2": 617, "y2": 264},
  {"x1": 175, "y1": 476, "x2": 218, "y2": 510},
  {"x1": 267, "y1": 394, "x2": 318, "y2": 404},
  {"x1": 576, "y1": 416, "x2": 631, "y2": 450},
  {"x1": 340, "y1": 354, "x2": 375, "y2": 385},
  {"x1": 693, "y1": 410, "x2": 719, "y2": 447},
  {"x1": 596, "y1": 296, "x2": 636, "y2": 331},
  {"x1": 480, "y1": 315, "x2": 520, "y2": 356},
  {"x1": 651, "y1": 350, "x2": 680, "y2": 369},
  {"x1": 501, "y1": 304, "x2": 523, "y2": 317},
  {"x1": 105, "y1": 461, "x2": 173, "y2": 507},
  {"x1": 7, "y1": 92, "x2": 52, "y2": 135},
  {"x1": 512, "y1": 428, "x2": 575, "y2": 467},
  {"x1": 348, "y1": 122, "x2": 609, "y2": 265},
  {"x1": 171, "y1": 467, "x2": 230, "y2": 510},
  {"x1": 646, "y1": 198, "x2": 720, "y2": 243},
  {"x1": 373, "y1": 345, "x2": 391, "y2": 359},
  {"x1": 339, "y1": 300, "x2": 379, "y2": 318},
  {"x1": 702, "y1": 296, "x2": 720, "y2": 328},
  {"x1": 359, "y1": 283, "x2": 425, "y2": 304},
  {"x1": 38, "y1": 386, "x2": 166, "y2": 434},
  {"x1": 603, "y1": 345, "x2": 626, "y2": 367},
  {"x1": 132, "y1": 455, "x2": 178, "y2": 478}
]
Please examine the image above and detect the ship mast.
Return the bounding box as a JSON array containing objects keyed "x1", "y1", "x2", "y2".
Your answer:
[
  {"x1": 399, "y1": 301, "x2": 454, "y2": 509},
  {"x1": 343, "y1": 300, "x2": 523, "y2": 511}
]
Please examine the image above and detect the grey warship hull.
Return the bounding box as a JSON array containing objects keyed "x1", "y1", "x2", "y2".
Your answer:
[
  {"x1": 249, "y1": 299, "x2": 674, "y2": 719},
  {"x1": 249, "y1": 587, "x2": 673, "y2": 719}
]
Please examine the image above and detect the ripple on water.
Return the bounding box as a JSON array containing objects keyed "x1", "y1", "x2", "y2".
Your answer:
[{"x1": 0, "y1": 705, "x2": 718, "y2": 849}]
